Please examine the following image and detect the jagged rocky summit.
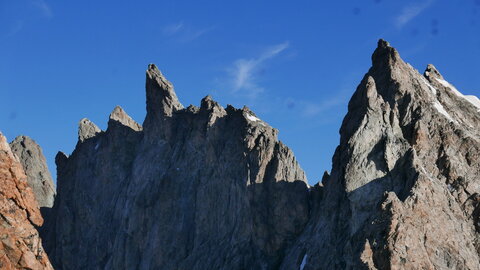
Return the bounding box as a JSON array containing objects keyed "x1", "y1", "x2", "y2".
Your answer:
[
  {"x1": 43, "y1": 64, "x2": 310, "y2": 269},
  {"x1": 280, "y1": 40, "x2": 480, "y2": 269},
  {"x1": 0, "y1": 133, "x2": 53, "y2": 269},
  {"x1": 2, "y1": 39, "x2": 478, "y2": 270}
]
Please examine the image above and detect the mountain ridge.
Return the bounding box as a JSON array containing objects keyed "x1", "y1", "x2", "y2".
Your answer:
[{"x1": 1, "y1": 39, "x2": 479, "y2": 269}]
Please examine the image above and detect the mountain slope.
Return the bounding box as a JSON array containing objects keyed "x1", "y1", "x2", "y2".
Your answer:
[{"x1": 280, "y1": 40, "x2": 480, "y2": 270}]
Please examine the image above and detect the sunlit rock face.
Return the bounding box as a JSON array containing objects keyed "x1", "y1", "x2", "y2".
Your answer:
[
  {"x1": 0, "y1": 133, "x2": 53, "y2": 270},
  {"x1": 42, "y1": 64, "x2": 310, "y2": 269},
  {"x1": 280, "y1": 40, "x2": 480, "y2": 270}
]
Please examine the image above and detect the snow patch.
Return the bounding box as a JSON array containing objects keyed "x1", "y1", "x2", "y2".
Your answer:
[
  {"x1": 299, "y1": 254, "x2": 308, "y2": 270},
  {"x1": 435, "y1": 78, "x2": 480, "y2": 111},
  {"x1": 436, "y1": 78, "x2": 464, "y2": 97},
  {"x1": 433, "y1": 102, "x2": 454, "y2": 122},
  {"x1": 417, "y1": 76, "x2": 458, "y2": 123},
  {"x1": 419, "y1": 76, "x2": 437, "y2": 95},
  {"x1": 245, "y1": 113, "x2": 266, "y2": 126},
  {"x1": 465, "y1": 95, "x2": 480, "y2": 110},
  {"x1": 246, "y1": 114, "x2": 261, "y2": 122},
  {"x1": 95, "y1": 142, "x2": 100, "y2": 150}
]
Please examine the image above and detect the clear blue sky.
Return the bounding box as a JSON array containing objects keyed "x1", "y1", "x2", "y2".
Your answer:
[{"x1": 1, "y1": 0, "x2": 479, "y2": 184}]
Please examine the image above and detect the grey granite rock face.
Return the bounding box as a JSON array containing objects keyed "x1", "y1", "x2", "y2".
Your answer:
[
  {"x1": 9, "y1": 135, "x2": 56, "y2": 208},
  {"x1": 43, "y1": 67, "x2": 310, "y2": 269},
  {"x1": 280, "y1": 40, "x2": 480, "y2": 269}
]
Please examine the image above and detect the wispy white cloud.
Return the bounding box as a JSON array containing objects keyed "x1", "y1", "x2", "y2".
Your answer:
[
  {"x1": 283, "y1": 92, "x2": 349, "y2": 118},
  {"x1": 229, "y1": 42, "x2": 289, "y2": 98},
  {"x1": 32, "y1": 0, "x2": 53, "y2": 18},
  {"x1": 2, "y1": 0, "x2": 51, "y2": 38},
  {"x1": 162, "y1": 21, "x2": 213, "y2": 42},
  {"x1": 282, "y1": 70, "x2": 361, "y2": 118},
  {"x1": 163, "y1": 22, "x2": 184, "y2": 35},
  {"x1": 180, "y1": 26, "x2": 215, "y2": 42},
  {"x1": 394, "y1": 0, "x2": 434, "y2": 29}
]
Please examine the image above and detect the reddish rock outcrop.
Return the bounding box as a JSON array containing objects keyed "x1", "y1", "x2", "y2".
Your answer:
[{"x1": 0, "y1": 133, "x2": 53, "y2": 269}]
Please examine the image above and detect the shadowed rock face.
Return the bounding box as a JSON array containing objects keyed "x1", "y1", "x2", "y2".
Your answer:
[
  {"x1": 43, "y1": 65, "x2": 310, "y2": 269},
  {"x1": 9, "y1": 136, "x2": 56, "y2": 208},
  {"x1": 0, "y1": 133, "x2": 53, "y2": 269},
  {"x1": 280, "y1": 40, "x2": 480, "y2": 270}
]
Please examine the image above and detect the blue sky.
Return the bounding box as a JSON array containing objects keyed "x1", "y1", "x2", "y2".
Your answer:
[{"x1": 1, "y1": 0, "x2": 479, "y2": 184}]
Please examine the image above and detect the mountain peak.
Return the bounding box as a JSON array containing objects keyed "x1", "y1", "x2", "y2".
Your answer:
[
  {"x1": 9, "y1": 135, "x2": 56, "y2": 208},
  {"x1": 144, "y1": 64, "x2": 184, "y2": 136},
  {"x1": 78, "y1": 118, "x2": 101, "y2": 142},
  {"x1": 145, "y1": 64, "x2": 183, "y2": 117},
  {"x1": 108, "y1": 105, "x2": 142, "y2": 131},
  {"x1": 371, "y1": 38, "x2": 401, "y2": 70},
  {"x1": 424, "y1": 63, "x2": 444, "y2": 81},
  {"x1": 200, "y1": 95, "x2": 223, "y2": 111}
]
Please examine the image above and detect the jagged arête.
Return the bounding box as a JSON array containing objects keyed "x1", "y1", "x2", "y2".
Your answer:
[{"x1": 42, "y1": 63, "x2": 310, "y2": 269}]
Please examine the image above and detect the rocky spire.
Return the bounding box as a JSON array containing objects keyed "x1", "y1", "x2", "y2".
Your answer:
[
  {"x1": 144, "y1": 64, "x2": 183, "y2": 129},
  {"x1": 78, "y1": 118, "x2": 101, "y2": 142},
  {"x1": 424, "y1": 63, "x2": 444, "y2": 81},
  {"x1": 200, "y1": 95, "x2": 217, "y2": 110},
  {"x1": 108, "y1": 105, "x2": 142, "y2": 131},
  {"x1": 9, "y1": 135, "x2": 56, "y2": 208},
  {"x1": 371, "y1": 39, "x2": 402, "y2": 71}
]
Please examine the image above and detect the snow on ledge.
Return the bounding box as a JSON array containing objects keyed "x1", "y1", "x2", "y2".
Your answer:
[
  {"x1": 464, "y1": 95, "x2": 480, "y2": 110},
  {"x1": 417, "y1": 74, "x2": 455, "y2": 123},
  {"x1": 436, "y1": 78, "x2": 480, "y2": 111},
  {"x1": 246, "y1": 114, "x2": 261, "y2": 122},
  {"x1": 420, "y1": 76, "x2": 437, "y2": 95},
  {"x1": 245, "y1": 113, "x2": 267, "y2": 127},
  {"x1": 433, "y1": 102, "x2": 455, "y2": 123}
]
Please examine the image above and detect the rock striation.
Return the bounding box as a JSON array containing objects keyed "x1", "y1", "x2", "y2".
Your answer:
[
  {"x1": 9, "y1": 136, "x2": 56, "y2": 208},
  {"x1": 0, "y1": 133, "x2": 53, "y2": 269},
  {"x1": 43, "y1": 64, "x2": 310, "y2": 269},
  {"x1": 280, "y1": 40, "x2": 480, "y2": 269}
]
